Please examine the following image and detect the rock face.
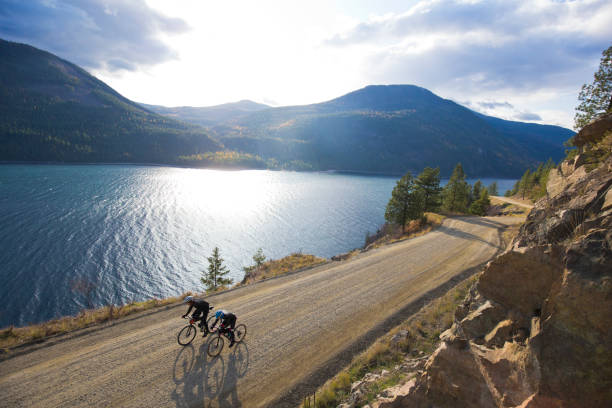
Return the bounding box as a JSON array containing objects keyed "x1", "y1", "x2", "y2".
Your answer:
[
  {"x1": 573, "y1": 112, "x2": 612, "y2": 149},
  {"x1": 394, "y1": 120, "x2": 612, "y2": 407}
]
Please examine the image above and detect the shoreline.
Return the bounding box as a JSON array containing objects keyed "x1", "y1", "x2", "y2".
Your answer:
[{"x1": 0, "y1": 160, "x2": 524, "y2": 180}]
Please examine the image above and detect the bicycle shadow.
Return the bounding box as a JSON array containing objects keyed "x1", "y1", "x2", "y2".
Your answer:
[
  {"x1": 216, "y1": 342, "x2": 250, "y2": 408},
  {"x1": 170, "y1": 337, "x2": 225, "y2": 408},
  {"x1": 170, "y1": 337, "x2": 250, "y2": 407}
]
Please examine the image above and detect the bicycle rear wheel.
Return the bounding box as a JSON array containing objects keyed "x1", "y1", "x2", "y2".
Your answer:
[
  {"x1": 177, "y1": 325, "x2": 196, "y2": 346},
  {"x1": 234, "y1": 324, "x2": 247, "y2": 342},
  {"x1": 207, "y1": 336, "x2": 224, "y2": 357}
]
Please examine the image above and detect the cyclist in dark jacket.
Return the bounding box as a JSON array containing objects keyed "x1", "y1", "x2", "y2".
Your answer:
[
  {"x1": 182, "y1": 296, "x2": 212, "y2": 337},
  {"x1": 210, "y1": 309, "x2": 237, "y2": 347}
]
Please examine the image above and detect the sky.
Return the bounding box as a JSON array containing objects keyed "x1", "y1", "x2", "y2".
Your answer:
[{"x1": 1, "y1": 0, "x2": 611, "y2": 129}]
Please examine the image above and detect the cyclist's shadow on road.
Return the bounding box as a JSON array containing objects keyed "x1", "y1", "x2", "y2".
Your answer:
[{"x1": 170, "y1": 337, "x2": 250, "y2": 408}]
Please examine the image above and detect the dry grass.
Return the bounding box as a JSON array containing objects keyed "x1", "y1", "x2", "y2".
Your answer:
[
  {"x1": 239, "y1": 253, "x2": 327, "y2": 285},
  {"x1": 365, "y1": 213, "x2": 446, "y2": 250},
  {"x1": 305, "y1": 275, "x2": 477, "y2": 408},
  {"x1": 0, "y1": 292, "x2": 193, "y2": 351},
  {"x1": 501, "y1": 223, "x2": 522, "y2": 249}
]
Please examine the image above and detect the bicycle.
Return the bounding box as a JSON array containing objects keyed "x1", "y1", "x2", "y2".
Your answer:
[
  {"x1": 207, "y1": 322, "x2": 247, "y2": 357},
  {"x1": 177, "y1": 306, "x2": 214, "y2": 346}
]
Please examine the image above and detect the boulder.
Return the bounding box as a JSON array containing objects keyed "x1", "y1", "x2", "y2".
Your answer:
[
  {"x1": 371, "y1": 379, "x2": 416, "y2": 408},
  {"x1": 477, "y1": 248, "x2": 563, "y2": 317},
  {"x1": 390, "y1": 330, "x2": 409, "y2": 345}
]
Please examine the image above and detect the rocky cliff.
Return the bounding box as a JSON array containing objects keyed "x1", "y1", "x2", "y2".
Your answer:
[{"x1": 383, "y1": 119, "x2": 612, "y2": 407}]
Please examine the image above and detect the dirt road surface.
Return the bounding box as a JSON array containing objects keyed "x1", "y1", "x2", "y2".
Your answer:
[
  {"x1": 491, "y1": 195, "x2": 535, "y2": 209},
  {"x1": 0, "y1": 216, "x2": 521, "y2": 408}
]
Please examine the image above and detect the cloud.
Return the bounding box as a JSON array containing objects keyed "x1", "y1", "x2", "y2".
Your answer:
[
  {"x1": 325, "y1": 0, "x2": 612, "y2": 95},
  {"x1": 461, "y1": 99, "x2": 543, "y2": 122},
  {"x1": 477, "y1": 101, "x2": 514, "y2": 110},
  {"x1": 0, "y1": 0, "x2": 189, "y2": 72},
  {"x1": 514, "y1": 112, "x2": 543, "y2": 121}
]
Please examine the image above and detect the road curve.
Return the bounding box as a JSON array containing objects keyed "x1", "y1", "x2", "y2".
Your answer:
[
  {"x1": 0, "y1": 216, "x2": 521, "y2": 408},
  {"x1": 491, "y1": 195, "x2": 534, "y2": 209}
]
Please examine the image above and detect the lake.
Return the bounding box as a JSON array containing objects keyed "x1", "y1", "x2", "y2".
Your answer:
[{"x1": 0, "y1": 164, "x2": 517, "y2": 327}]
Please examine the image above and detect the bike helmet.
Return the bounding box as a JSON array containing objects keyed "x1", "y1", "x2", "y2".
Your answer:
[
  {"x1": 215, "y1": 310, "x2": 225, "y2": 319},
  {"x1": 184, "y1": 296, "x2": 193, "y2": 303}
]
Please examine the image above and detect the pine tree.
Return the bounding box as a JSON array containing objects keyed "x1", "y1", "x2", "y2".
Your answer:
[
  {"x1": 415, "y1": 167, "x2": 442, "y2": 212},
  {"x1": 487, "y1": 181, "x2": 498, "y2": 196},
  {"x1": 469, "y1": 188, "x2": 491, "y2": 216},
  {"x1": 442, "y1": 163, "x2": 470, "y2": 213},
  {"x1": 471, "y1": 180, "x2": 483, "y2": 205},
  {"x1": 519, "y1": 169, "x2": 531, "y2": 200},
  {"x1": 574, "y1": 45, "x2": 612, "y2": 130},
  {"x1": 385, "y1": 171, "x2": 425, "y2": 233},
  {"x1": 202, "y1": 247, "x2": 232, "y2": 291},
  {"x1": 252, "y1": 248, "x2": 266, "y2": 268}
]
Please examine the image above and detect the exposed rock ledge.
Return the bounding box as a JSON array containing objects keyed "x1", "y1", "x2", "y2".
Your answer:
[{"x1": 377, "y1": 139, "x2": 612, "y2": 406}]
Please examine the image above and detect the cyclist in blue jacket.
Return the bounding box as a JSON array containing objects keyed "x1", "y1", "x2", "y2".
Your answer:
[{"x1": 210, "y1": 309, "x2": 237, "y2": 347}]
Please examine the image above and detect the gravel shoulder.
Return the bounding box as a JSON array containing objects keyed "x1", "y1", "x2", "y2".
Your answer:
[{"x1": 0, "y1": 216, "x2": 522, "y2": 408}]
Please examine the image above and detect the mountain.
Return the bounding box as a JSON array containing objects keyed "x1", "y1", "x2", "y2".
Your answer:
[
  {"x1": 0, "y1": 39, "x2": 574, "y2": 176},
  {"x1": 203, "y1": 85, "x2": 574, "y2": 177},
  {"x1": 140, "y1": 100, "x2": 270, "y2": 127},
  {"x1": 0, "y1": 39, "x2": 221, "y2": 164}
]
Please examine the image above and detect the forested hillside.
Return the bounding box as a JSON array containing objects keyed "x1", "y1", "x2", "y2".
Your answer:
[
  {"x1": 0, "y1": 39, "x2": 221, "y2": 164},
  {"x1": 207, "y1": 85, "x2": 574, "y2": 177}
]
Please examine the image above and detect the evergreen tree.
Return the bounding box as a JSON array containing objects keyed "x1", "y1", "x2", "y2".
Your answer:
[
  {"x1": 415, "y1": 167, "x2": 442, "y2": 212},
  {"x1": 241, "y1": 248, "x2": 266, "y2": 282},
  {"x1": 574, "y1": 45, "x2": 612, "y2": 130},
  {"x1": 202, "y1": 247, "x2": 232, "y2": 291},
  {"x1": 487, "y1": 181, "x2": 498, "y2": 196},
  {"x1": 471, "y1": 180, "x2": 483, "y2": 205},
  {"x1": 442, "y1": 163, "x2": 470, "y2": 213},
  {"x1": 385, "y1": 172, "x2": 425, "y2": 233},
  {"x1": 519, "y1": 169, "x2": 531, "y2": 200},
  {"x1": 469, "y1": 189, "x2": 491, "y2": 216},
  {"x1": 252, "y1": 248, "x2": 266, "y2": 268}
]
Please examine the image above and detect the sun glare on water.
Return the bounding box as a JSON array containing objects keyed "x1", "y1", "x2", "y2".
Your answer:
[{"x1": 164, "y1": 168, "x2": 274, "y2": 216}]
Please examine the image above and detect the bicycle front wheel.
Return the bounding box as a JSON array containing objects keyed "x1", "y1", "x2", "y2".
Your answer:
[
  {"x1": 206, "y1": 315, "x2": 216, "y2": 332},
  {"x1": 207, "y1": 336, "x2": 224, "y2": 357},
  {"x1": 178, "y1": 325, "x2": 197, "y2": 346},
  {"x1": 234, "y1": 324, "x2": 247, "y2": 342}
]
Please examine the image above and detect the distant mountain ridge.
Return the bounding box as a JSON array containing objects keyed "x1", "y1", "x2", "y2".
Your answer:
[
  {"x1": 194, "y1": 85, "x2": 573, "y2": 176},
  {"x1": 0, "y1": 39, "x2": 574, "y2": 176},
  {"x1": 141, "y1": 100, "x2": 270, "y2": 127}
]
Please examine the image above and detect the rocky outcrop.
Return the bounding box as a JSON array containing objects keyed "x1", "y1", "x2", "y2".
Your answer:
[
  {"x1": 385, "y1": 119, "x2": 612, "y2": 407},
  {"x1": 573, "y1": 112, "x2": 612, "y2": 149}
]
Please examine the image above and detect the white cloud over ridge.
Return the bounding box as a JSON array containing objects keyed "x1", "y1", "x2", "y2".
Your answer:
[
  {"x1": 0, "y1": 0, "x2": 189, "y2": 72},
  {"x1": 325, "y1": 0, "x2": 612, "y2": 127}
]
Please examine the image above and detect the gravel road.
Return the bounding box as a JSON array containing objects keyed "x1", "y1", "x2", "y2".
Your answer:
[
  {"x1": 491, "y1": 195, "x2": 535, "y2": 209},
  {"x1": 0, "y1": 216, "x2": 521, "y2": 408}
]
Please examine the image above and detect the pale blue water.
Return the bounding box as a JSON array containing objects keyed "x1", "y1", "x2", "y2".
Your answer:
[{"x1": 0, "y1": 164, "x2": 516, "y2": 327}]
